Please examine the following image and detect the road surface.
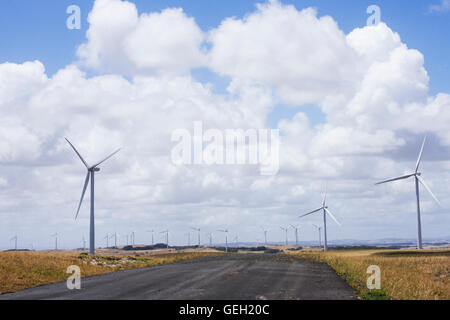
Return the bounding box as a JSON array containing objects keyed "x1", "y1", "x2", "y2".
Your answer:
[{"x1": 0, "y1": 253, "x2": 356, "y2": 300}]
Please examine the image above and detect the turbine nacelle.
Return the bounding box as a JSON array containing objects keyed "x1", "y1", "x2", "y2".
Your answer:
[{"x1": 90, "y1": 167, "x2": 100, "y2": 172}]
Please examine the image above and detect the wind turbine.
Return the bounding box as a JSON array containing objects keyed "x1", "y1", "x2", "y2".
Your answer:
[
  {"x1": 82, "y1": 235, "x2": 87, "y2": 250},
  {"x1": 147, "y1": 230, "x2": 154, "y2": 245},
  {"x1": 217, "y1": 229, "x2": 228, "y2": 252},
  {"x1": 290, "y1": 224, "x2": 299, "y2": 246},
  {"x1": 160, "y1": 230, "x2": 169, "y2": 249},
  {"x1": 280, "y1": 227, "x2": 288, "y2": 245},
  {"x1": 185, "y1": 232, "x2": 191, "y2": 246},
  {"x1": 103, "y1": 234, "x2": 109, "y2": 248},
  {"x1": 260, "y1": 226, "x2": 268, "y2": 245},
  {"x1": 206, "y1": 232, "x2": 213, "y2": 246},
  {"x1": 51, "y1": 233, "x2": 58, "y2": 250},
  {"x1": 300, "y1": 186, "x2": 341, "y2": 251},
  {"x1": 110, "y1": 232, "x2": 117, "y2": 248},
  {"x1": 232, "y1": 235, "x2": 238, "y2": 247},
  {"x1": 130, "y1": 231, "x2": 136, "y2": 246},
  {"x1": 312, "y1": 224, "x2": 322, "y2": 247},
  {"x1": 124, "y1": 234, "x2": 129, "y2": 246},
  {"x1": 65, "y1": 138, "x2": 121, "y2": 255},
  {"x1": 190, "y1": 227, "x2": 200, "y2": 248},
  {"x1": 10, "y1": 235, "x2": 17, "y2": 251},
  {"x1": 375, "y1": 136, "x2": 441, "y2": 249}
]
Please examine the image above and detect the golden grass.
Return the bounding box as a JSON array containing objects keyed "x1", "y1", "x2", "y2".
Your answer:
[
  {"x1": 0, "y1": 251, "x2": 224, "y2": 294},
  {"x1": 288, "y1": 249, "x2": 450, "y2": 300}
]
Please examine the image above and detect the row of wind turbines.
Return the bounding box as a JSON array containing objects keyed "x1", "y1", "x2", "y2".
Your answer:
[{"x1": 64, "y1": 135, "x2": 441, "y2": 254}]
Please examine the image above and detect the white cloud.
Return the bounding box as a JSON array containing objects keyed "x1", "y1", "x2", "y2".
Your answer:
[{"x1": 77, "y1": 0, "x2": 205, "y2": 76}]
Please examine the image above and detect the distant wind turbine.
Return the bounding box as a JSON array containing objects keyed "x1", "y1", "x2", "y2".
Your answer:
[
  {"x1": 375, "y1": 136, "x2": 441, "y2": 249},
  {"x1": 290, "y1": 224, "x2": 299, "y2": 246},
  {"x1": 10, "y1": 235, "x2": 17, "y2": 251},
  {"x1": 103, "y1": 234, "x2": 109, "y2": 248},
  {"x1": 312, "y1": 224, "x2": 322, "y2": 247},
  {"x1": 147, "y1": 230, "x2": 154, "y2": 245},
  {"x1": 65, "y1": 138, "x2": 121, "y2": 255},
  {"x1": 217, "y1": 229, "x2": 228, "y2": 252},
  {"x1": 300, "y1": 186, "x2": 341, "y2": 251},
  {"x1": 110, "y1": 233, "x2": 117, "y2": 248},
  {"x1": 206, "y1": 232, "x2": 213, "y2": 246},
  {"x1": 160, "y1": 230, "x2": 169, "y2": 249},
  {"x1": 280, "y1": 227, "x2": 288, "y2": 245},
  {"x1": 260, "y1": 226, "x2": 268, "y2": 245},
  {"x1": 51, "y1": 233, "x2": 58, "y2": 250},
  {"x1": 130, "y1": 231, "x2": 136, "y2": 246},
  {"x1": 82, "y1": 235, "x2": 87, "y2": 250},
  {"x1": 190, "y1": 227, "x2": 201, "y2": 248}
]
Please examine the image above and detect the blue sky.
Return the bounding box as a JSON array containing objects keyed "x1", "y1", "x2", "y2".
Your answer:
[{"x1": 1, "y1": 0, "x2": 449, "y2": 129}]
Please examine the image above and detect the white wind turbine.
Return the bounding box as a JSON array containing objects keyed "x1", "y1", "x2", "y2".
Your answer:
[
  {"x1": 130, "y1": 231, "x2": 136, "y2": 246},
  {"x1": 300, "y1": 186, "x2": 341, "y2": 251},
  {"x1": 10, "y1": 235, "x2": 17, "y2": 251},
  {"x1": 82, "y1": 235, "x2": 87, "y2": 250},
  {"x1": 190, "y1": 227, "x2": 201, "y2": 248},
  {"x1": 103, "y1": 234, "x2": 109, "y2": 248},
  {"x1": 375, "y1": 136, "x2": 441, "y2": 249},
  {"x1": 260, "y1": 226, "x2": 268, "y2": 245},
  {"x1": 206, "y1": 232, "x2": 213, "y2": 246},
  {"x1": 110, "y1": 233, "x2": 117, "y2": 248},
  {"x1": 217, "y1": 229, "x2": 228, "y2": 252},
  {"x1": 312, "y1": 224, "x2": 322, "y2": 247},
  {"x1": 65, "y1": 138, "x2": 121, "y2": 255},
  {"x1": 160, "y1": 230, "x2": 169, "y2": 248},
  {"x1": 280, "y1": 226, "x2": 288, "y2": 245},
  {"x1": 51, "y1": 233, "x2": 58, "y2": 250},
  {"x1": 290, "y1": 224, "x2": 299, "y2": 246},
  {"x1": 147, "y1": 230, "x2": 154, "y2": 246}
]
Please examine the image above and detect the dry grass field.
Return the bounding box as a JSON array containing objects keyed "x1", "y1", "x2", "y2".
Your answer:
[
  {"x1": 0, "y1": 251, "x2": 225, "y2": 294},
  {"x1": 288, "y1": 248, "x2": 450, "y2": 300}
]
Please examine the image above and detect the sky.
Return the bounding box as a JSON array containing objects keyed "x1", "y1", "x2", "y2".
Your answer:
[{"x1": 0, "y1": 0, "x2": 449, "y2": 249}]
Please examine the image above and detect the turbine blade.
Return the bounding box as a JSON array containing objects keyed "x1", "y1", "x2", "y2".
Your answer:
[
  {"x1": 324, "y1": 208, "x2": 341, "y2": 226},
  {"x1": 65, "y1": 138, "x2": 89, "y2": 169},
  {"x1": 91, "y1": 148, "x2": 121, "y2": 169},
  {"x1": 300, "y1": 207, "x2": 323, "y2": 218},
  {"x1": 375, "y1": 173, "x2": 415, "y2": 185},
  {"x1": 415, "y1": 136, "x2": 427, "y2": 173},
  {"x1": 417, "y1": 176, "x2": 442, "y2": 207},
  {"x1": 75, "y1": 171, "x2": 90, "y2": 219},
  {"x1": 323, "y1": 182, "x2": 328, "y2": 207}
]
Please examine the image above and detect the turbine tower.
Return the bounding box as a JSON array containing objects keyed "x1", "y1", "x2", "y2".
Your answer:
[
  {"x1": 65, "y1": 138, "x2": 121, "y2": 255},
  {"x1": 312, "y1": 224, "x2": 322, "y2": 247},
  {"x1": 110, "y1": 233, "x2": 117, "y2": 248},
  {"x1": 300, "y1": 186, "x2": 341, "y2": 251},
  {"x1": 130, "y1": 231, "x2": 136, "y2": 246},
  {"x1": 82, "y1": 235, "x2": 87, "y2": 250},
  {"x1": 10, "y1": 235, "x2": 17, "y2": 251},
  {"x1": 217, "y1": 229, "x2": 228, "y2": 252},
  {"x1": 206, "y1": 232, "x2": 213, "y2": 246},
  {"x1": 260, "y1": 226, "x2": 268, "y2": 245},
  {"x1": 280, "y1": 227, "x2": 288, "y2": 245},
  {"x1": 290, "y1": 224, "x2": 299, "y2": 246},
  {"x1": 147, "y1": 230, "x2": 154, "y2": 246},
  {"x1": 103, "y1": 234, "x2": 109, "y2": 248},
  {"x1": 160, "y1": 230, "x2": 169, "y2": 249},
  {"x1": 190, "y1": 227, "x2": 200, "y2": 248},
  {"x1": 51, "y1": 233, "x2": 58, "y2": 250},
  {"x1": 375, "y1": 136, "x2": 441, "y2": 249}
]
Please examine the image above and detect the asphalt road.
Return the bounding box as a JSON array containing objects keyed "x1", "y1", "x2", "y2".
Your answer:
[{"x1": 0, "y1": 253, "x2": 356, "y2": 300}]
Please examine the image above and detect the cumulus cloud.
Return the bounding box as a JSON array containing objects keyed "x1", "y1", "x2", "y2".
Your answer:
[{"x1": 77, "y1": 0, "x2": 205, "y2": 75}]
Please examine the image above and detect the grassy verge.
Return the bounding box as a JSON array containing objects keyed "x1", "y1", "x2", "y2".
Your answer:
[
  {"x1": 288, "y1": 249, "x2": 450, "y2": 300},
  {"x1": 0, "y1": 251, "x2": 224, "y2": 294}
]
